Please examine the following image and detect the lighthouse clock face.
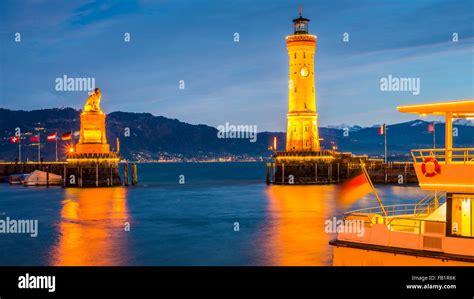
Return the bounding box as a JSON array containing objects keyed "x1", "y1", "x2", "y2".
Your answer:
[{"x1": 300, "y1": 66, "x2": 309, "y2": 77}]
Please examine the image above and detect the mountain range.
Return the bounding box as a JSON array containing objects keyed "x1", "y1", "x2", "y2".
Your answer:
[{"x1": 0, "y1": 108, "x2": 473, "y2": 162}]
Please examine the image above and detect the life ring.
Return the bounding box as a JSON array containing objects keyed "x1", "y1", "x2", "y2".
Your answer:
[{"x1": 421, "y1": 157, "x2": 441, "y2": 177}]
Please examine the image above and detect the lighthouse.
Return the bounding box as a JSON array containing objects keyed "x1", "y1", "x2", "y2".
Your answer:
[
  {"x1": 285, "y1": 7, "x2": 320, "y2": 152},
  {"x1": 267, "y1": 7, "x2": 351, "y2": 185},
  {"x1": 266, "y1": 7, "x2": 392, "y2": 185}
]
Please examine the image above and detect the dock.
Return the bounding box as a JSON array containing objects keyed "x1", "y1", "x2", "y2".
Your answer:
[
  {"x1": 0, "y1": 162, "x2": 66, "y2": 182},
  {"x1": 0, "y1": 161, "x2": 138, "y2": 187},
  {"x1": 266, "y1": 151, "x2": 418, "y2": 185}
]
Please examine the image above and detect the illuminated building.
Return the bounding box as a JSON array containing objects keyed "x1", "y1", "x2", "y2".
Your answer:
[
  {"x1": 285, "y1": 8, "x2": 320, "y2": 152},
  {"x1": 268, "y1": 7, "x2": 344, "y2": 185}
]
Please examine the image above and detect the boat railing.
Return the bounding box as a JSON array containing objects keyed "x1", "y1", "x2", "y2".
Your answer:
[
  {"x1": 344, "y1": 193, "x2": 446, "y2": 223},
  {"x1": 344, "y1": 203, "x2": 427, "y2": 219},
  {"x1": 411, "y1": 148, "x2": 474, "y2": 164},
  {"x1": 414, "y1": 192, "x2": 445, "y2": 216}
]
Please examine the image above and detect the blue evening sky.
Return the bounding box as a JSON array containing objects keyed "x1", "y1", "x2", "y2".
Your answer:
[{"x1": 0, "y1": 0, "x2": 473, "y2": 131}]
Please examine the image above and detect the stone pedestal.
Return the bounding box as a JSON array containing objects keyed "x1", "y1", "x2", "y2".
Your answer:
[{"x1": 75, "y1": 112, "x2": 110, "y2": 154}]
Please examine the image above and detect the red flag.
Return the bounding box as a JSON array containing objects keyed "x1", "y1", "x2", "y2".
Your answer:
[
  {"x1": 30, "y1": 136, "x2": 40, "y2": 142},
  {"x1": 61, "y1": 131, "x2": 72, "y2": 141},
  {"x1": 47, "y1": 132, "x2": 57, "y2": 142},
  {"x1": 427, "y1": 123, "x2": 435, "y2": 133},
  {"x1": 378, "y1": 124, "x2": 385, "y2": 135},
  {"x1": 9, "y1": 136, "x2": 19, "y2": 144}
]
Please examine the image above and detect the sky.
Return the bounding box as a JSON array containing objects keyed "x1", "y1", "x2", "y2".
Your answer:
[{"x1": 0, "y1": 0, "x2": 473, "y2": 131}]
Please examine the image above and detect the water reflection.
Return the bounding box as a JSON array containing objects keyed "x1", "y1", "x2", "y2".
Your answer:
[
  {"x1": 264, "y1": 185, "x2": 338, "y2": 266},
  {"x1": 263, "y1": 184, "x2": 426, "y2": 266},
  {"x1": 50, "y1": 187, "x2": 131, "y2": 266}
]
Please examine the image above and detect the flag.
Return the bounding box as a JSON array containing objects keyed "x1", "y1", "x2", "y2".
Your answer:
[
  {"x1": 61, "y1": 131, "x2": 72, "y2": 140},
  {"x1": 47, "y1": 132, "x2": 57, "y2": 142},
  {"x1": 338, "y1": 171, "x2": 373, "y2": 208},
  {"x1": 9, "y1": 136, "x2": 19, "y2": 144},
  {"x1": 378, "y1": 124, "x2": 386, "y2": 135},
  {"x1": 427, "y1": 122, "x2": 435, "y2": 133},
  {"x1": 30, "y1": 136, "x2": 39, "y2": 142}
]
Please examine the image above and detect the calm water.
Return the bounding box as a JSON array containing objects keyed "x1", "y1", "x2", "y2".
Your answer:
[{"x1": 0, "y1": 162, "x2": 426, "y2": 266}]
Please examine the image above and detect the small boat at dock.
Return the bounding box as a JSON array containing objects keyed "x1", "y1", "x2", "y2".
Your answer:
[{"x1": 22, "y1": 170, "x2": 62, "y2": 186}]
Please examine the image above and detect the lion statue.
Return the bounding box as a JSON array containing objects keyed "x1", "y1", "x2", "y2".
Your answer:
[{"x1": 84, "y1": 88, "x2": 102, "y2": 112}]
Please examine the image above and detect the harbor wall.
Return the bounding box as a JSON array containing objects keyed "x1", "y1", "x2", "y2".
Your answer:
[{"x1": 267, "y1": 160, "x2": 418, "y2": 185}]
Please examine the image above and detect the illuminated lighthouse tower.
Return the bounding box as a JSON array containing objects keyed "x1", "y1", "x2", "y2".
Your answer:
[
  {"x1": 267, "y1": 8, "x2": 359, "y2": 185},
  {"x1": 285, "y1": 7, "x2": 320, "y2": 152}
]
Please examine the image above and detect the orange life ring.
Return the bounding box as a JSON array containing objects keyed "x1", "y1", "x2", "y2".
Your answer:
[{"x1": 421, "y1": 157, "x2": 441, "y2": 177}]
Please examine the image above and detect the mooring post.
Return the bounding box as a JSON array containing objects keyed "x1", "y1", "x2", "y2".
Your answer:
[
  {"x1": 131, "y1": 163, "x2": 138, "y2": 186},
  {"x1": 123, "y1": 163, "x2": 129, "y2": 186},
  {"x1": 315, "y1": 163, "x2": 318, "y2": 183},
  {"x1": 328, "y1": 163, "x2": 332, "y2": 182},
  {"x1": 404, "y1": 163, "x2": 408, "y2": 184},
  {"x1": 272, "y1": 162, "x2": 276, "y2": 183},
  {"x1": 96, "y1": 162, "x2": 99, "y2": 187},
  {"x1": 79, "y1": 166, "x2": 83, "y2": 187},
  {"x1": 281, "y1": 163, "x2": 285, "y2": 184},
  {"x1": 46, "y1": 167, "x2": 49, "y2": 188},
  {"x1": 110, "y1": 166, "x2": 113, "y2": 187},
  {"x1": 266, "y1": 163, "x2": 270, "y2": 185},
  {"x1": 337, "y1": 163, "x2": 340, "y2": 183},
  {"x1": 63, "y1": 164, "x2": 66, "y2": 187}
]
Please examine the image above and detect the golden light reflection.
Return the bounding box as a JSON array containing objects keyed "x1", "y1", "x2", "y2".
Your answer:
[
  {"x1": 50, "y1": 187, "x2": 130, "y2": 266},
  {"x1": 263, "y1": 185, "x2": 336, "y2": 266}
]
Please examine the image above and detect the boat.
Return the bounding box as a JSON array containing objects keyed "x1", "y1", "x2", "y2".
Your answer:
[
  {"x1": 330, "y1": 100, "x2": 474, "y2": 265},
  {"x1": 8, "y1": 174, "x2": 29, "y2": 185},
  {"x1": 23, "y1": 170, "x2": 62, "y2": 186}
]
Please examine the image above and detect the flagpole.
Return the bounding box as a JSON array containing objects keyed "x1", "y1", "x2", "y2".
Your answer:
[
  {"x1": 55, "y1": 136, "x2": 58, "y2": 162},
  {"x1": 18, "y1": 135, "x2": 21, "y2": 163},
  {"x1": 383, "y1": 123, "x2": 387, "y2": 164},
  {"x1": 38, "y1": 132, "x2": 41, "y2": 163},
  {"x1": 360, "y1": 159, "x2": 387, "y2": 217}
]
